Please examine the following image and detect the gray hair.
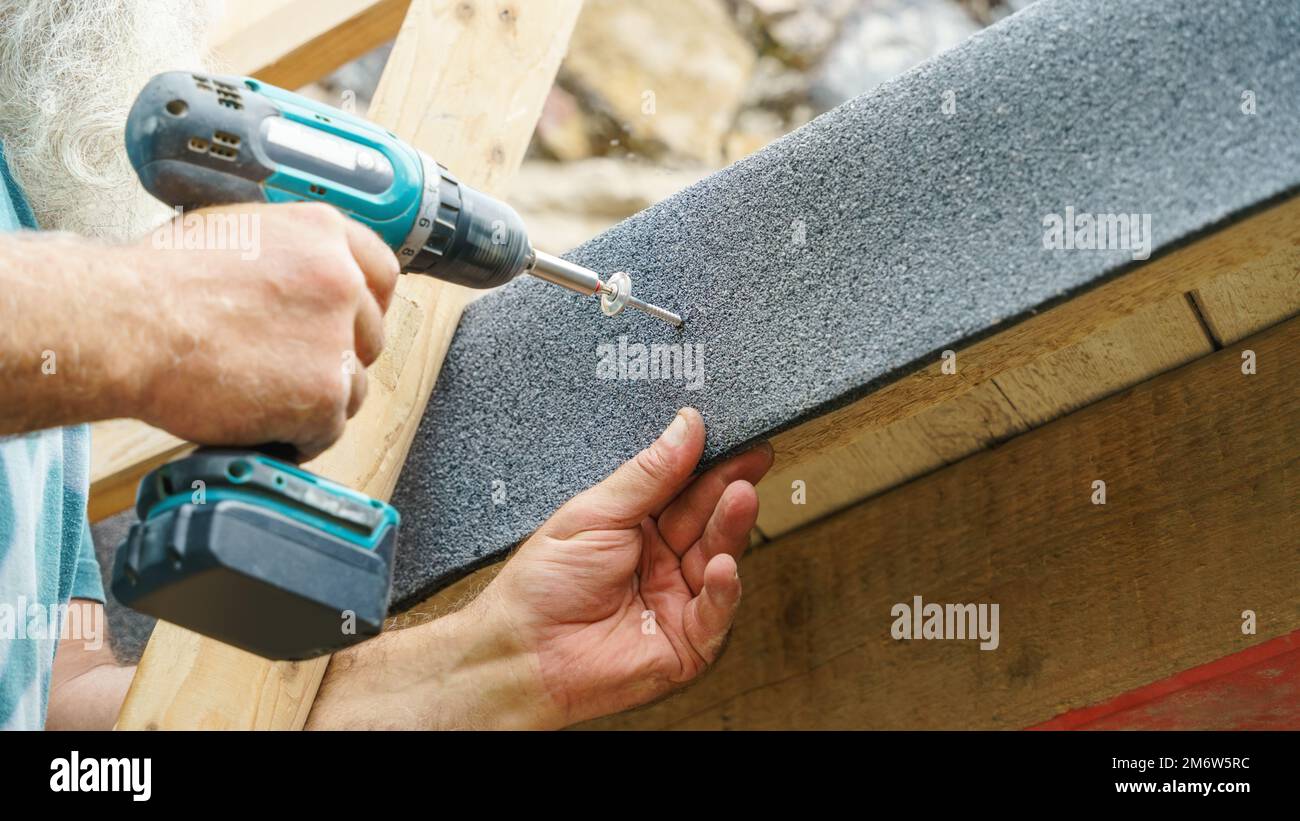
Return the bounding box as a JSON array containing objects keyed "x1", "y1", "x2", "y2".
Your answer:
[{"x1": 0, "y1": 0, "x2": 218, "y2": 239}]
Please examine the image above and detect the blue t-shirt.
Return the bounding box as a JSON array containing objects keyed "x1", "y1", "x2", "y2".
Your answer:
[{"x1": 0, "y1": 141, "x2": 105, "y2": 730}]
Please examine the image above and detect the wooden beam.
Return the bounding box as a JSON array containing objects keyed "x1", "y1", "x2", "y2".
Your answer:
[
  {"x1": 209, "y1": 0, "x2": 411, "y2": 90},
  {"x1": 589, "y1": 317, "x2": 1300, "y2": 729},
  {"x1": 114, "y1": 0, "x2": 584, "y2": 731},
  {"x1": 753, "y1": 294, "x2": 1214, "y2": 536},
  {"x1": 1192, "y1": 265, "x2": 1300, "y2": 346},
  {"x1": 88, "y1": 421, "x2": 190, "y2": 523}
]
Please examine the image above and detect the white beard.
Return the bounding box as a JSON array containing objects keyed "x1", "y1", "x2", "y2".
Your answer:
[{"x1": 0, "y1": 0, "x2": 219, "y2": 240}]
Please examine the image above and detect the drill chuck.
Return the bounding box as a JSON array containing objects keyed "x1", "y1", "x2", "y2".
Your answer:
[{"x1": 397, "y1": 153, "x2": 531, "y2": 289}]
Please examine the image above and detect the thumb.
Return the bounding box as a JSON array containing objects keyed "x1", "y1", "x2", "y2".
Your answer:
[{"x1": 554, "y1": 408, "x2": 705, "y2": 533}]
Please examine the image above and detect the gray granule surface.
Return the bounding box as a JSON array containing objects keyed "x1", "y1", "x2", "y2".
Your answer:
[
  {"x1": 94, "y1": 0, "x2": 1300, "y2": 659},
  {"x1": 90, "y1": 512, "x2": 156, "y2": 663}
]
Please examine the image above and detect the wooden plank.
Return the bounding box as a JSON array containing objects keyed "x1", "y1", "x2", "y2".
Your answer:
[
  {"x1": 88, "y1": 421, "x2": 190, "y2": 523},
  {"x1": 990, "y1": 294, "x2": 1213, "y2": 427},
  {"x1": 589, "y1": 318, "x2": 1300, "y2": 729},
  {"x1": 108, "y1": 632, "x2": 324, "y2": 730},
  {"x1": 757, "y1": 381, "x2": 1027, "y2": 537},
  {"x1": 756, "y1": 293, "x2": 1214, "y2": 537},
  {"x1": 114, "y1": 0, "x2": 584, "y2": 731},
  {"x1": 210, "y1": 0, "x2": 411, "y2": 90},
  {"x1": 1192, "y1": 266, "x2": 1300, "y2": 346}
]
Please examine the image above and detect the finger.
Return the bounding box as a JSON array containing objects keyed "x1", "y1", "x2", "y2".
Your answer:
[
  {"x1": 296, "y1": 399, "x2": 347, "y2": 463},
  {"x1": 353, "y1": 291, "x2": 386, "y2": 366},
  {"x1": 683, "y1": 553, "x2": 741, "y2": 664},
  {"x1": 343, "y1": 219, "x2": 400, "y2": 312},
  {"x1": 658, "y1": 442, "x2": 772, "y2": 553},
  {"x1": 296, "y1": 364, "x2": 355, "y2": 460},
  {"x1": 346, "y1": 362, "x2": 368, "y2": 418},
  {"x1": 551, "y1": 408, "x2": 704, "y2": 535},
  {"x1": 681, "y1": 480, "x2": 758, "y2": 594}
]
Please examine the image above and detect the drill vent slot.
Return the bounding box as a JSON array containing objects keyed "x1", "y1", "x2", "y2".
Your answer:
[
  {"x1": 188, "y1": 134, "x2": 237, "y2": 162},
  {"x1": 216, "y1": 86, "x2": 244, "y2": 110},
  {"x1": 191, "y1": 74, "x2": 244, "y2": 109},
  {"x1": 213, "y1": 131, "x2": 241, "y2": 148},
  {"x1": 308, "y1": 184, "x2": 329, "y2": 197}
]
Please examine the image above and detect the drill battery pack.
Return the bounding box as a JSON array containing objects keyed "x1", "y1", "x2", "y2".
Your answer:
[{"x1": 111, "y1": 450, "x2": 399, "y2": 660}]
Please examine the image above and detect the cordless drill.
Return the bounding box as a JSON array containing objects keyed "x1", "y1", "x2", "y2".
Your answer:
[{"x1": 111, "y1": 72, "x2": 682, "y2": 661}]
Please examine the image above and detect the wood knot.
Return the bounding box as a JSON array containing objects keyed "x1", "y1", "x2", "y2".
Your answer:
[
  {"x1": 455, "y1": 1, "x2": 474, "y2": 21},
  {"x1": 499, "y1": 5, "x2": 518, "y2": 25},
  {"x1": 782, "y1": 592, "x2": 810, "y2": 630},
  {"x1": 489, "y1": 143, "x2": 506, "y2": 166}
]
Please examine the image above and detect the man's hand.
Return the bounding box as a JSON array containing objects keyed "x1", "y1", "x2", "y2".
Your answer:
[
  {"x1": 308, "y1": 408, "x2": 773, "y2": 730},
  {"x1": 128, "y1": 203, "x2": 400, "y2": 459},
  {"x1": 0, "y1": 202, "x2": 399, "y2": 459},
  {"x1": 475, "y1": 407, "x2": 772, "y2": 726}
]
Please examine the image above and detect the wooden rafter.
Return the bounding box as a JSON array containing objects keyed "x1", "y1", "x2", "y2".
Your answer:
[{"x1": 210, "y1": 0, "x2": 411, "y2": 90}]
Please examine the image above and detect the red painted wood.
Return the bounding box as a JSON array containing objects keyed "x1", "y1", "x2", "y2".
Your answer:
[{"x1": 1031, "y1": 631, "x2": 1300, "y2": 730}]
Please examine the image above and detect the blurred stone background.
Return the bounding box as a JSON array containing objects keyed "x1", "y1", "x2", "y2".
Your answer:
[{"x1": 309, "y1": 0, "x2": 1034, "y2": 253}]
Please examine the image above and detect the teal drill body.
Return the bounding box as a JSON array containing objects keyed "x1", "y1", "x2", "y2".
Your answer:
[{"x1": 125, "y1": 71, "x2": 533, "y2": 288}]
